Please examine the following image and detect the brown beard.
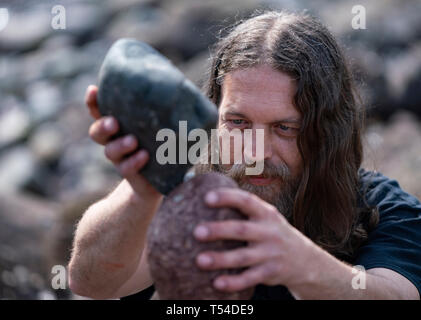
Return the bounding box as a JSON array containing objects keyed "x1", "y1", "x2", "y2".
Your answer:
[{"x1": 194, "y1": 160, "x2": 300, "y2": 221}]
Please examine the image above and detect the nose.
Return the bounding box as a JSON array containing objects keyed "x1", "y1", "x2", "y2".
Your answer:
[{"x1": 243, "y1": 125, "x2": 272, "y2": 164}]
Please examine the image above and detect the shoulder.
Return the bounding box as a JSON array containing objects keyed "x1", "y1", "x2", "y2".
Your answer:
[
  {"x1": 358, "y1": 168, "x2": 421, "y2": 218},
  {"x1": 355, "y1": 168, "x2": 421, "y2": 296}
]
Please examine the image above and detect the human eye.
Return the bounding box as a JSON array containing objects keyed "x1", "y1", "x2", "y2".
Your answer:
[
  {"x1": 277, "y1": 124, "x2": 291, "y2": 131},
  {"x1": 231, "y1": 119, "x2": 245, "y2": 125},
  {"x1": 275, "y1": 123, "x2": 299, "y2": 137},
  {"x1": 226, "y1": 119, "x2": 249, "y2": 129}
]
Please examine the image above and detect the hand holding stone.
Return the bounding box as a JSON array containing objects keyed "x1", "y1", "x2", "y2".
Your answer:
[
  {"x1": 96, "y1": 39, "x2": 218, "y2": 195},
  {"x1": 85, "y1": 85, "x2": 161, "y2": 200}
]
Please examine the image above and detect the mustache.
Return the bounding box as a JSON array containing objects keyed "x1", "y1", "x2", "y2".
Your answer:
[{"x1": 216, "y1": 160, "x2": 292, "y2": 181}]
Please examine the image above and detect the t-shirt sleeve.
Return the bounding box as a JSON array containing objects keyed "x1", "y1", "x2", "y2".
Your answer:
[
  {"x1": 120, "y1": 285, "x2": 155, "y2": 300},
  {"x1": 353, "y1": 170, "x2": 421, "y2": 296}
]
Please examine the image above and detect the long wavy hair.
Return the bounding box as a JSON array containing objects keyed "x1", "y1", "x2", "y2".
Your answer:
[{"x1": 200, "y1": 10, "x2": 378, "y2": 260}]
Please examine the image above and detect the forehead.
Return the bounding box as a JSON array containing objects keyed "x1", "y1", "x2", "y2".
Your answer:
[{"x1": 219, "y1": 65, "x2": 299, "y2": 121}]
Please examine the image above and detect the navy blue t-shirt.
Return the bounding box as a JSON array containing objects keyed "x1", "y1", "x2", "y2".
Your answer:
[
  {"x1": 352, "y1": 169, "x2": 421, "y2": 295},
  {"x1": 121, "y1": 169, "x2": 421, "y2": 300}
]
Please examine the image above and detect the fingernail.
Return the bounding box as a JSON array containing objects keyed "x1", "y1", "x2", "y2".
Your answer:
[
  {"x1": 205, "y1": 192, "x2": 218, "y2": 204},
  {"x1": 123, "y1": 135, "x2": 135, "y2": 147},
  {"x1": 197, "y1": 254, "x2": 212, "y2": 266},
  {"x1": 104, "y1": 118, "x2": 115, "y2": 131},
  {"x1": 194, "y1": 225, "x2": 209, "y2": 239},
  {"x1": 214, "y1": 278, "x2": 226, "y2": 289}
]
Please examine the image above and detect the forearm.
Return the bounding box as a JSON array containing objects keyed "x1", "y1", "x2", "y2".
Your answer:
[
  {"x1": 288, "y1": 247, "x2": 416, "y2": 300},
  {"x1": 68, "y1": 179, "x2": 162, "y2": 298}
]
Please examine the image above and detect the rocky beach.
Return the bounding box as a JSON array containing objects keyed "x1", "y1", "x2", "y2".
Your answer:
[{"x1": 0, "y1": 0, "x2": 420, "y2": 299}]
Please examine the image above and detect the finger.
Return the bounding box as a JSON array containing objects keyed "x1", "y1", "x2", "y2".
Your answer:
[
  {"x1": 85, "y1": 85, "x2": 101, "y2": 119},
  {"x1": 205, "y1": 188, "x2": 277, "y2": 220},
  {"x1": 89, "y1": 117, "x2": 119, "y2": 145},
  {"x1": 117, "y1": 149, "x2": 150, "y2": 177},
  {"x1": 196, "y1": 245, "x2": 265, "y2": 270},
  {"x1": 194, "y1": 220, "x2": 268, "y2": 242},
  {"x1": 104, "y1": 134, "x2": 138, "y2": 162},
  {"x1": 213, "y1": 263, "x2": 278, "y2": 292}
]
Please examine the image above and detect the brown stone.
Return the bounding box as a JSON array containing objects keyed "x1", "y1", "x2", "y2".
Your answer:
[{"x1": 147, "y1": 172, "x2": 255, "y2": 300}]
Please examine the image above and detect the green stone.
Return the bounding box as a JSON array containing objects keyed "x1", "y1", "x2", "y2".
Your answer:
[{"x1": 97, "y1": 39, "x2": 218, "y2": 194}]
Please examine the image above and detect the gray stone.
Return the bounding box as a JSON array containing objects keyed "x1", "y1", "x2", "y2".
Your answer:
[
  {"x1": 64, "y1": 72, "x2": 98, "y2": 107},
  {"x1": 105, "y1": 6, "x2": 167, "y2": 47},
  {"x1": 58, "y1": 138, "x2": 119, "y2": 199},
  {"x1": 0, "y1": 97, "x2": 31, "y2": 149},
  {"x1": 61, "y1": 3, "x2": 108, "y2": 39},
  {"x1": 0, "y1": 191, "x2": 58, "y2": 299},
  {"x1": 39, "y1": 46, "x2": 96, "y2": 81},
  {"x1": 28, "y1": 122, "x2": 65, "y2": 162},
  {"x1": 97, "y1": 39, "x2": 218, "y2": 194},
  {"x1": 26, "y1": 81, "x2": 62, "y2": 122},
  {"x1": 0, "y1": 56, "x2": 24, "y2": 95},
  {"x1": 0, "y1": 146, "x2": 37, "y2": 193},
  {"x1": 0, "y1": 6, "x2": 51, "y2": 52}
]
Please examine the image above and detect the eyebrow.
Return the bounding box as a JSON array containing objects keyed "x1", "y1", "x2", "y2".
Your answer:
[{"x1": 223, "y1": 110, "x2": 302, "y2": 124}]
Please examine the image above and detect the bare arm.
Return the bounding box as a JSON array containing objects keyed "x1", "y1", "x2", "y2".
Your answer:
[
  {"x1": 68, "y1": 86, "x2": 161, "y2": 299},
  {"x1": 191, "y1": 188, "x2": 420, "y2": 300},
  {"x1": 109, "y1": 239, "x2": 154, "y2": 299},
  {"x1": 68, "y1": 179, "x2": 160, "y2": 299},
  {"x1": 288, "y1": 247, "x2": 420, "y2": 300}
]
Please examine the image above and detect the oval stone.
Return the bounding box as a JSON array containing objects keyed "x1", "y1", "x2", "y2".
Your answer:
[{"x1": 97, "y1": 39, "x2": 218, "y2": 194}]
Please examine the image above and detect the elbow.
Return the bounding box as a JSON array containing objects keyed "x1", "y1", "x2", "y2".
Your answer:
[
  {"x1": 68, "y1": 274, "x2": 109, "y2": 300},
  {"x1": 67, "y1": 241, "x2": 102, "y2": 298},
  {"x1": 67, "y1": 263, "x2": 91, "y2": 298},
  {"x1": 68, "y1": 263, "x2": 116, "y2": 300},
  {"x1": 68, "y1": 277, "x2": 87, "y2": 298}
]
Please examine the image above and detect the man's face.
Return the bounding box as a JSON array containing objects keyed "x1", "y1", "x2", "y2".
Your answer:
[{"x1": 215, "y1": 65, "x2": 303, "y2": 217}]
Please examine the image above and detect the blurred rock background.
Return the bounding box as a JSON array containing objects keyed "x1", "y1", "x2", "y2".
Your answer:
[{"x1": 0, "y1": 0, "x2": 420, "y2": 299}]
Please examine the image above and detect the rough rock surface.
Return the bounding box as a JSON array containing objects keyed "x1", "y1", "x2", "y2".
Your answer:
[{"x1": 147, "y1": 172, "x2": 255, "y2": 300}]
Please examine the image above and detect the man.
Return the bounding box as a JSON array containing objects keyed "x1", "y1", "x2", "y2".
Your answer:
[{"x1": 68, "y1": 11, "x2": 421, "y2": 299}]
